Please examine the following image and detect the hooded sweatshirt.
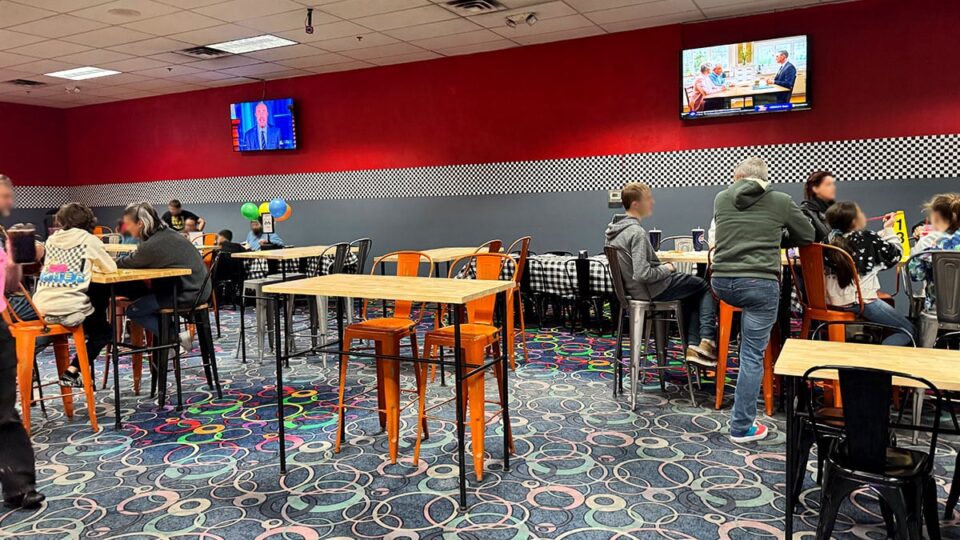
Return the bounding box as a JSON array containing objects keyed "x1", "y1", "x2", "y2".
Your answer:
[
  {"x1": 712, "y1": 178, "x2": 815, "y2": 280},
  {"x1": 799, "y1": 197, "x2": 833, "y2": 243},
  {"x1": 116, "y1": 227, "x2": 211, "y2": 308},
  {"x1": 34, "y1": 228, "x2": 117, "y2": 318},
  {"x1": 604, "y1": 215, "x2": 672, "y2": 299}
]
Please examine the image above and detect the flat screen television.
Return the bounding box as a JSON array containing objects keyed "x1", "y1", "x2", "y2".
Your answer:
[
  {"x1": 681, "y1": 35, "x2": 809, "y2": 120},
  {"x1": 231, "y1": 98, "x2": 297, "y2": 151}
]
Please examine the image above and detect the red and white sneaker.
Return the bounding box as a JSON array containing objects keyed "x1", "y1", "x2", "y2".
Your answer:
[{"x1": 731, "y1": 422, "x2": 769, "y2": 443}]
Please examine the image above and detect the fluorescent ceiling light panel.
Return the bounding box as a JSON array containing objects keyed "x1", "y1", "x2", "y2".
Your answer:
[
  {"x1": 44, "y1": 66, "x2": 121, "y2": 80},
  {"x1": 208, "y1": 34, "x2": 297, "y2": 54}
]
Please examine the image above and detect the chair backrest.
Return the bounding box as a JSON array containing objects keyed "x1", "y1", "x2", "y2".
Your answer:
[
  {"x1": 100, "y1": 233, "x2": 123, "y2": 245},
  {"x1": 803, "y1": 364, "x2": 941, "y2": 474},
  {"x1": 93, "y1": 226, "x2": 112, "y2": 236},
  {"x1": 506, "y1": 236, "x2": 532, "y2": 284},
  {"x1": 932, "y1": 251, "x2": 960, "y2": 325},
  {"x1": 447, "y1": 253, "x2": 511, "y2": 326},
  {"x1": 476, "y1": 239, "x2": 503, "y2": 254},
  {"x1": 368, "y1": 251, "x2": 434, "y2": 321},
  {"x1": 191, "y1": 251, "x2": 220, "y2": 312},
  {"x1": 349, "y1": 238, "x2": 373, "y2": 275},
  {"x1": 794, "y1": 243, "x2": 864, "y2": 313},
  {"x1": 662, "y1": 236, "x2": 695, "y2": 275},
  {"x1": 194, "y1": 233, "x2": 218, "y2": 246},
  {"x1": 4, "y1": 284, "x2": 49, "y2": 327},
  {"x1": 564, "y1": 257, "x2": 606, "y2": 298},
  {"x1": 317, "y1": 242, "x2": 351, "y2": 276},
  {"x1": 603, "y1": 245, "x2": 631, "y2": 307}
]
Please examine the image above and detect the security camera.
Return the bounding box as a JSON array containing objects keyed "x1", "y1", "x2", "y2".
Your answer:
[
  {"x1": 525, "y1": 12, "x2": 537, "y2": 25},
  {"x1": 305, "y1": 8, "x2": 314, "y2": 34}
]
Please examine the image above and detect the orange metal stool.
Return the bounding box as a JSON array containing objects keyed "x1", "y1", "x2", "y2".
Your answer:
[{"x1": 714, "y1": 301, "x2": 779, "y2": 415}]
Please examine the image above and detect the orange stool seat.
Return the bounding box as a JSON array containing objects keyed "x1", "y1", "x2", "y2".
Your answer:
[{"x1": 347, "y1": 317, "x2": 417, "y2": 333}]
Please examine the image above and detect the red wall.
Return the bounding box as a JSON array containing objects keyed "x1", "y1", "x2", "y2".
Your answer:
[
  {"x1": 0, "y1": 102, "x2": 67, "y2": 186},
  {"x1": 53, "y1": 0, "x2": 960, "y2": 186}
]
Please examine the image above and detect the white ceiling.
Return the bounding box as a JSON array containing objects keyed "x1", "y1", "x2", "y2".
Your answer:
[{"x1": 0, "y1": 0, "x2": 842, "y2": 108}]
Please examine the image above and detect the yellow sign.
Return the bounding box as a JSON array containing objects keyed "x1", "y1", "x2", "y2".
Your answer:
[{"x1": 891, "y1": 210, "x2": 910, "y2": 261}]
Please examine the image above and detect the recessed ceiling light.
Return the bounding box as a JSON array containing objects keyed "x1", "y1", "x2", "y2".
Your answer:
[
  {"x1": 44, "y1": 66, "x2": 121, "y2": 81},
  {"x1": 107, "y1": 7, "x2": 141, "y2": 17},
  {"x1": 208, "y1": 34, "x2": 297, "y2": 54}
]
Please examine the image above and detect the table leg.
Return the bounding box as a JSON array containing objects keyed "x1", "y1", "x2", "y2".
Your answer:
[
  {"x1": 379, "y1": 262, "x2": 387, "y2": 316},
  {"x1": 240, "y1": 290, "x2": 247, "y2": 364},
  {"x1": 172, "y1": 283, "x2": 183, "y2": 412},
  {"x1": 785, "y1": 375, "x2": 797, "y2": 538},
  {"x1": 499, "y1": 291, "x2": 511, "y2": 472},
  {"x1": 275, "y1": 293, "x2": 286, "y2": 475},
  {"x1": 453, "y1": 304, "x2": 467, "y2": 511},
  {"x1": 110, "y1": 283, "x2": 122, "y2": 430},
  {"x1": 336, "y1": 296, "x2": 346, "y2": 444}
]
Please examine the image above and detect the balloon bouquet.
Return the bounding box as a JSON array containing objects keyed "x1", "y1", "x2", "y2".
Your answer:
[{"x1": 240, "y1": 198, "x2": 292, "y2": 222}]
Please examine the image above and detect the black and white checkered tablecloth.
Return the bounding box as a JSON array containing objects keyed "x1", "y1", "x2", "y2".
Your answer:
[
  {"x1": 243, "y1": 253, "x2": 359, "y2": 280},
  {"x1": 460, "y1": 254, "x2": 614, "y2": 297}
]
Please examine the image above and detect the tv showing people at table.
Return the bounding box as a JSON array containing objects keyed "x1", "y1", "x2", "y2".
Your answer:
[
  {"x1": 230, "y1": 98, "x2": 297, "y2": 152},
  {"x1": 681, "y1": 35, "x2": 809, "y2": 119}
]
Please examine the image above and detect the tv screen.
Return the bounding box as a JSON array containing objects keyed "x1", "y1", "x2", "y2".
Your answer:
[
  {"x1": 681, "y1": 35, "x2": 809, "y2": 120},
  {"x1": 231, "y1": 98, "x2": 297, "y2": 151}
]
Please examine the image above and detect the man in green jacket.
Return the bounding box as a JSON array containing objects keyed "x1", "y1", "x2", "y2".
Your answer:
[{"x1": 712, "y1": 157, "x2": 815, "y2": 443}]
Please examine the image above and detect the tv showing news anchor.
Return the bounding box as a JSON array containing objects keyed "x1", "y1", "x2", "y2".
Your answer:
[
  {"x1": 231, "y1": 98, "x2": 297, "y2": 152},
  {"x1": 681, "y1": 35, "x2": 808, "y2": 119}
]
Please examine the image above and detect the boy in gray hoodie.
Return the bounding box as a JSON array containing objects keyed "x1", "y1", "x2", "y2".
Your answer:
[{"x1": 605, "y1": 182, "x2": 717, "y2": 365}]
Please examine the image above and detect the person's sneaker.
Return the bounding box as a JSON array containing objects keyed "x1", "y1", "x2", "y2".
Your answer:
[
  {"x1": 689, "y1": 339, "x2": 717, "y2": 361},
  {"x1": 731, "y1": 422, "x2": 769, "y2": 443},
  {"x1": 59, "y1": 369, "x2": 82, "y2": 388},
  {"x1": 685, "y1": 347, "x2": 718, "y2": 368},
  {"x1": 178, "y1": 331, "x2": 193, "y2": 352},
  {"x1": 4, "y1": 490, "x2": 45, "y2": 510}
]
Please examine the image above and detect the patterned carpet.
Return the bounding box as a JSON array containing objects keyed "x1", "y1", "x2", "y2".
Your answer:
[{"x1": 1, "y1": 307, "x2": 958, "y2": 539}]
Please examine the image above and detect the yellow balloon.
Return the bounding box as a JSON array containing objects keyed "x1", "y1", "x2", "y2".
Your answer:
[{"x1": 258, "y1": 202, "x2": 270, "y2": 215}]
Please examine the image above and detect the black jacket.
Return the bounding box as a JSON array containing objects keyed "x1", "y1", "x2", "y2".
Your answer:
[
  {"x1": 800, "y1": 197, "x2": 832, "y2": 243},
  {"x1": 116, "y1": 227, "x2": 211, "y2": 308}
]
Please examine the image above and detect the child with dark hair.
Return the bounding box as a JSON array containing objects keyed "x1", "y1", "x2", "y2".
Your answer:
[
  {"x1": 824, "y1": 201, "x2": 912, "y2": 345},
  {"x1": 34, "y1": 203, "x2": 117, "y2": 386},
  {"x1": 908, "y1": 194, "x2": 960, "y2": 314}
]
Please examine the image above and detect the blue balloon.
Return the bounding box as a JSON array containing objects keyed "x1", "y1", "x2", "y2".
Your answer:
[{"x1": 268, "y1": 198, "x2": 287, "y2": 219}]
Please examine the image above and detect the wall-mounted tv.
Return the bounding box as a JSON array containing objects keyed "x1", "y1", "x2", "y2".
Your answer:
[
  {"x1": 231, "y1": 98, "x2": 297, "y2": 151},
  {"x1": 681, "y1": 35, "x2": 809, "y2": 120}
]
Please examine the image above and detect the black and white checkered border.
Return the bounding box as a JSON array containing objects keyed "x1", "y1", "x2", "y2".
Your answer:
[{"x1": 13, "y1": 133, "x2": 959, "y2": 208}]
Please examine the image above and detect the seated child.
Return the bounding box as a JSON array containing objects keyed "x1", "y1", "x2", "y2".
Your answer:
[
  {"x1": 33, "y1": 203, "x2": 117, "y2": 386},
  {"x1": 824, "y1": 201, "x2": 913, "y2": 345},
  {"x1": 908, "y1": 193, "x2": 960, "y2": 314}
]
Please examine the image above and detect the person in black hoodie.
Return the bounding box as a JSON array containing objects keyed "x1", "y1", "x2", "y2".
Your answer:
[
  {"x1": 115, "y1": 202, "x2": 211, "y2": 349},
  {"x1": 799, "y1": 170, "x2": 836, "y2": 242}
]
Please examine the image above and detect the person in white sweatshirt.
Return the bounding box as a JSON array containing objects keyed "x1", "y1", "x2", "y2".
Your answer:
[{"x1": 33, "y1": 203, "x2": 117, "y2": 387}]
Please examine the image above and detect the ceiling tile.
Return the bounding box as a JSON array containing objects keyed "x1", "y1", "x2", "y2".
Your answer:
[
  {"x1": 321, "y1": 0, "x2": 428, "y2": 19},
  {"x1": 155, "y1": 0, "x2": 227, "y2": 9},
  {"x1": 411, "y1": 29, "x2": 502, "y2": 50},
  {"x1": 64, "y1": 26, "x2": 156, "y2": 48},
  {"x1": 8, "y1": 40, "x2": 92, "y2": 59},
  {"x1": 369, "y1": 49, "x2": 440, "y2": 65},
  {"x1": 341, "y1": 41, "x2": 426, "y2": 60},
  {"x1": 0, "y1": 51, "x2": 48, "y2": 68},
  {"x1": 133, "y1": 64, "x2": 204, "y2": 77},
  {"x1": 184, "y1": 55, "x2": 263, "y2": 69},
  {"x1": 0, "y1": 29, "x2": 46, "y2": 50},
  {"x1": 276, "y1": 20, "x2": 370, "y2": 43},
  {"x1": 432, "y1": 38, "x2": 515, "y2": 56},
  {"x1": 275, "y1": 51, "x2": 356, "y2": 68},
  {"x1": 236, "y1": 9, "x2": 339, "y2": 33},
  {"x1": 193, "y1": 0, "x2": 306, "y2": 22},
  {"x1": 57, "y1": 48, "x2": 133, "y2": 65},
  {"x1": 169, "y1": 23, "x2": 260, "y2": 45},
  {"x1": 100, "y1": 56, "x2": 171, "y2": 71},
  {"x1": 122, "y1": 77, "x2": 192, "y2": 90},
  {"x1": 566, "y1": 0, "x2": 661, "y2": 13},
  {"x1": 468, "y1": 1, "x2": 577, "y2": 27},
  {"x1": 105, "y1": 36, "x2": 190, "y2": 56},
  {"x1": 383, "y1": 18, "x2": 482, "y2": 41},
  {"x1": 244, "y1": 43, "x2": 326, "y2": 61},
  {"x1": 70, "y1": 0, "x2": 181, "y2": 24},
  {"x1": 195, "y1": 76, "x2": 256, "y2": 86},
  {"x1": 309, "y1": 32, "x2": 399, "y2": 52},
  {"x1": 92, "y1": 71, "x2": 149, "y2": 84},
  {"x1": 303, "y1": 60, "x2": 373, "y2": 74},
  {"x1": 699, "y1": 0, "x2": 818, "y2": 18},
  {"x1": 262, "y1": 68, "x2": 311, "y2": 79},
  {"x1": 583, "y1": 0, "x2": 697, "y2": 24},
  {"x1": 16, "y1": 0, "x2": 114, "y2": 10},
  {"x1": 492, "y1": 14, "x2": 596, "y2": 37},
  {"x1": 8, "y1": 14, "x2": 109, "y2": 38},
  {"x1": 216, "y1": 61, "x2": 292, "y2": 77},
  {"x1": 123, "y1": 10, "x2": 224, "y2": 35},
  {"x1": 599, "y1": 9, "x2": 701, "y2": 31},
  {"x1": 511, "y1": 24, "x2": 603, "y2": 44},
  {"x1": 144, "y1": 51, "x2": 198, "y2": 64},
  {"x1": 167, "y1": 70, "x2": 236, "y2": 82},
  {"x1": 5, "y1": 58, "x2": 77, "y2": 75},
  {"x1": 0, "y1": 3, "x2": 57, "y2": 29},
  {"x1": 353, "y1": 5, "x2": 457, "y2": 31}
]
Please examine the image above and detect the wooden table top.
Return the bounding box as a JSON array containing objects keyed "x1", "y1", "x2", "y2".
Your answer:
[
  {"x1": 656, "y1": 250, "x2": 791, "y2": 266},
  {"x1": 231, "y1": 245, "x2": 355, "y2": 260},
  {"x1": 92, "y1": 268, "x2": 193, "y2": 284},
  {"x1": 263, "y1": 274, "x2": 514, "y2": 304},
  {"x1": 103, "y1": 243, "x2": 218, "y2": 254},
  {"x1": 377, "y1": 247, "x2": 481, "y2": 264},
  {"x1": 774, "y1": 339, "x2": 960, "y2": 392},
  {"x1": 706, "y1": 83, "x2": 790, "y2": 99}
]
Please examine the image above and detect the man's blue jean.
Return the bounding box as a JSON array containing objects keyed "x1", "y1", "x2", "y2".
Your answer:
[
  {"x1": 654, "y1": 273, "x2": 717, "y2": 344},
  {"x1": 710, "y1": 276, "x2": 780, "y2": 435},
  {"x1": 125, "y1": 294, "x2": 161, "y2": 337},
  {"x1": 841, "y1": 300, "x2": 914, "y2": 346}
]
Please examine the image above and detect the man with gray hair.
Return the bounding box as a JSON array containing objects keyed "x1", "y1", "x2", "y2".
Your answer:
[
  {"x1": 770, "y1": 49, "x2": 797, "y2": 103},
  {"x1": 710, "y1": 157, "x2": 814, "y2": 442}
]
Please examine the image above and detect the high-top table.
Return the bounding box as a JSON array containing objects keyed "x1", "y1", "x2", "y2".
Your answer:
[
  {"x1": 232, "y1": 245, "x2": 359, "y2": 280},
  {"x1": 92, "y1": 268, "x2": 192, "y2": 429},
  {"x1": 655, "y1": 250, "x2": 791, "y2": 266},
  {"x1": 263, "y1": 273, "x2": 515, "y2": 510},
  {"x1": 103, "y1": 243, "x2": 218, "y2": 255},
  {"x1": 775, "y1": 339, "x2": 960, "y2": 538}
]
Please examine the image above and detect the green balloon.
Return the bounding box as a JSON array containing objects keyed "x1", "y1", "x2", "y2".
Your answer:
[{"x1": 240, "y1": 202, "x2": 259, "y2": 221}]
